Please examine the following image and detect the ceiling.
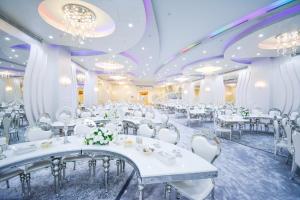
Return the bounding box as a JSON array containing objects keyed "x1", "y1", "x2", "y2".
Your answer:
[
  {"x1": 0, "y1": 0, "x2": 299, "y2": 85},
  {"x1": 0, "y1": 30, "x2": 28, "y2": 77}
]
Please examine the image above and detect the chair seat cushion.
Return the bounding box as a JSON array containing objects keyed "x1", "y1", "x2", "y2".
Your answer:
[{"x1": 171, "y1": 179, "x2": 213, "y2": 200}]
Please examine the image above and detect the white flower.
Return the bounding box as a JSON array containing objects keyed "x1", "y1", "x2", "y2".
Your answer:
[{"x1": 88, "y1": 139, "x2": 94, "y2": 145}]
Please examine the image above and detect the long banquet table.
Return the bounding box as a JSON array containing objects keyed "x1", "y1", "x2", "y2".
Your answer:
[{"x1": 0, "y1": 135, "x2": 217, "y2": 200}]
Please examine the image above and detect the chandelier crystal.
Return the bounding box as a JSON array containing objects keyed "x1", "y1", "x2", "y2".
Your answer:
[
  {"x1": 62, "y1": 3, "x2": 96, "y2": 40},
  {"x1": 276, "y1": 30, "x2": 300, "y2": 56}
]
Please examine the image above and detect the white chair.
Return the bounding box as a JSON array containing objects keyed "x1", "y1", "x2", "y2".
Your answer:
[
  {"x1": 156, "y1": 124, "x2": 180, "y2": 145},
  {"x1": 291, "y1": 130, "x2": 300, "y2": 179},
  {"x1": 167, "y1": 134, "x2": 221, "y2": 200},
  {"x1": 290, "y1": 111, "x2": 299, "y2": 121},
  {"x1": 134, "y1": 110, "x2": 143, "y2": 117},
  {"x1": 23, "y1": 127, "x2": 53, "y2": 196},
  {"x1": 38, "y1": 113, "x2": 52, "y2": 131},
  {"x1": 274, "y1": 119, "x2": 287, "y2": 155},
  {"x1": 145, "y1": 111, "x2": 155, "y2": 119},
  {"x1": 137, "y1": 123, "x2": 155, "y2": 138},
  {"x1": 80, "y1": 111, "x2": 92, "y2": 118},
  {"x1": 214, "y1": 116, "x2": 232, "y2": 140}
]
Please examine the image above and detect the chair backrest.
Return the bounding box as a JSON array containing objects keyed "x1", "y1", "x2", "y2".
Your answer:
[
  {"x1": 2, "y1": 115, "x2": 12, "y2": 137},
  {"x1": 191, "y1": 134, "x2": 221, "y2": 163},
  {"x1": 134, "y1": 110, "x2": 143, "y2": 117},
  {"x1": 145, "y1": 111, "x2": 155, "y2": 119},
  {"x1": 283, "y1": 120, "x2": 292, "y2": 149},
  {"x1": 290, "y1": 111, "x2": 299, "y2": 121},
  {"x1": 38, "y1": 113, "x2": 52, "y2": 131},
  {"x1": 269, "y1": 108, "x2": 281, "y2": 118},
  {"x1": 137, "y1": 123, "x2": 155, "y2": 138},
  {"x1": 156, "y1": 124, "x2": 180, "y2": 145},
  {"x1": 26, "y1": 127, "x2": 52, "y2": 142},
  {"x1": 292, "y1": 130, "x2": 300, "y2": 167},
  {"x1": 273, "y1": 120, "x2": 280, "y2": 141}
]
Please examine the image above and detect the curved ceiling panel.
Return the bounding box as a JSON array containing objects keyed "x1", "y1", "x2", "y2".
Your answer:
[{"x1": 0, "y1": 0, "x2": 146, "y2": 53}]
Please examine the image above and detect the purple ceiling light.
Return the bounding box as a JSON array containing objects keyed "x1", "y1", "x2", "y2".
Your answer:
[
  {"x1": 155, "y1": 0, "x2": 296, "y2": 75},
  {"x1": 224, "y1": 4, "x2": 300, "y2": 54}
]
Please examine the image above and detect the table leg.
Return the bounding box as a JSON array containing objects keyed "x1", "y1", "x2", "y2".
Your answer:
[
  {"x1": 103, "y1": 156, "x2": 110, "y2": 193},
  {"x1": 138, "y1": 179, "x2": 144, "y2": 200},
  {"x1": 51, "y1": 157, "x2": 61, "y2": 197}
]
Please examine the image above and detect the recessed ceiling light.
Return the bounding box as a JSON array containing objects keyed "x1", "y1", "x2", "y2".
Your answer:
[
  {"x1": 149, "y1": 56, "x2": 152, "y2": 59},
  {"x1": 9, "y1": 56, "x2": 12, "y2": 59},
  {"x1": 14, "y1": 54, "x2": 19, "y2": 58},
  {"x1": 231, "y1": 54, "x2": 236, "y2": 58},
  {"x1": 202, "y1": 50, "x2": 207, "y2": 54},
  {"x1": 195, "y1": 66, "x2": 222, "y2": 74},
  {"x1": 4, "y1": 37, "x2": 10, "y2": 41},
  {"x1": 256, "y1": 52, "x2": 261, "y2": 56},
  {"x1": 128, "y1": 23, "x2": 133, "y2": 28},
  {"x1": 79, "y1": 41, "x2": 84, "y2": 45},
  {"x1": 237, "y1": 46, "x2": 242, "y2": 50},
  {"x1": 141, "y1": 47, "x2": 145, "y2": 50},
  {"x1": 258, "y1": 33, "x2": 264, "y2": 38},
  {"x1": 11, "y1": 49, "x2": 15, "y2": 52},
  {"x1": 174, "y1": 77, "x2": 189, "y2": 82},
  {"x1": 110, "y1": 75, "x2": 126, "y2": 80},
  {"x1": 48, "y1": 35, "x2": 54, "y2": 39},
  {"x1": 108, "y1": 48, "x2": 112, "y2": 52},
  {"x1": 182, "y1": 57, "x2": 186, "y2": 61}
]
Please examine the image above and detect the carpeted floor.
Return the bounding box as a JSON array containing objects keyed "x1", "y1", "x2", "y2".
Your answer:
[{"x1": 0, "y1": 112, "x2": 300, "y2": 200}]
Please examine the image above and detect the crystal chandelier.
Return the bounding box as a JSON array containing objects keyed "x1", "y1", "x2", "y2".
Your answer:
[
  {"x1": 276, "y1": 30, "x2": 300, "y2": 56},
  {"x1": 62, "y1": 3, "x2": 96, "y2": 40}
]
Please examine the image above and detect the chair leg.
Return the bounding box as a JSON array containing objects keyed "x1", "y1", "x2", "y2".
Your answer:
[
  {"x1": 73, "y1": 161, "x2": 76, "y2": 170},
  {"x1": 6, "y1": 180, "x2": 9, "y2": 188},
  {"x1": 62, "y1": 162, "x2": 67, "y2": 180},
  {"x1": 116, "y1": 159, "x2": 120, "y2": 176},
  {"x1": 164, "y1": 183, "x2": 171, "y2": 200},
  {"x1": 25, "y1": 173, "x2": 31, "y2": 197},
  {"x1": 175, "y1": 189, "x2": 181, "y2": 199},
  {"x1": 290, "y1": 156, "x2": 298, "y2": 180},
  {"x1": 211, "y1": 187, "x2": 215, "y2": 200},
  {"x1": 20, "y1": 173, "x2": 26, "y2": 197}
]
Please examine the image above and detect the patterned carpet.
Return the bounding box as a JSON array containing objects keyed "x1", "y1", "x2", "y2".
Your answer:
[{"x1": 0, "y1": 113, "x2": 300, "y2": 200}]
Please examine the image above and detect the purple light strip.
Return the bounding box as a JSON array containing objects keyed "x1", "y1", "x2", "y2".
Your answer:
[
  {"x1": 0, "y1": 66, "x2": 25, "y2": 72},
  {"x1": 155, "y1": 0, "x2": 295, "y2": 75},
  {"x1": 120, "y1": 52, "x2": 139, "y2": 65},
  {"x1": 224, "y1": 4, "x2": 300, "y2": 54},
  {"x1": 10, "y1": 44, "x2": 30, "y2": 50}
]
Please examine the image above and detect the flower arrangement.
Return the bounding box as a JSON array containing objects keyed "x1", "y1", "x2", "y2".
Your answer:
[
  {"x1": 240, "y1": 107, "x2": 250, "y2": 117},
  {"x1": 84, "y1": 127, "x2": 114, "y2": 145}
]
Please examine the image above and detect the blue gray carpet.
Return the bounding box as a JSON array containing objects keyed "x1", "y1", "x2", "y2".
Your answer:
[{"x1": 0, "y1": 113, "x2": 300, "y2": 200}]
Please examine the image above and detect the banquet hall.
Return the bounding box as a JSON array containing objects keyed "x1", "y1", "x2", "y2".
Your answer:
[{"x1": 0, "y1": 0, "x2": 300, "y2": 199}]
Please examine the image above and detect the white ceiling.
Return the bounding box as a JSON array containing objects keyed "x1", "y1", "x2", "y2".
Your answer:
[{"x1": 0, "y1": 0, "x2": 299, "y2": 85}]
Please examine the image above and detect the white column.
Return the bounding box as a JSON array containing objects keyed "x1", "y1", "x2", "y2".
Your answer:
[
  {"x1": 23, "y1": 43, "x2": 77, "y2": 124},
  {"x1": 83, "y1": 71, "x2": 98, "y2": 107},
  {"x1": 199, "y1": 76, "x2": 225, "y2": 105}
]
